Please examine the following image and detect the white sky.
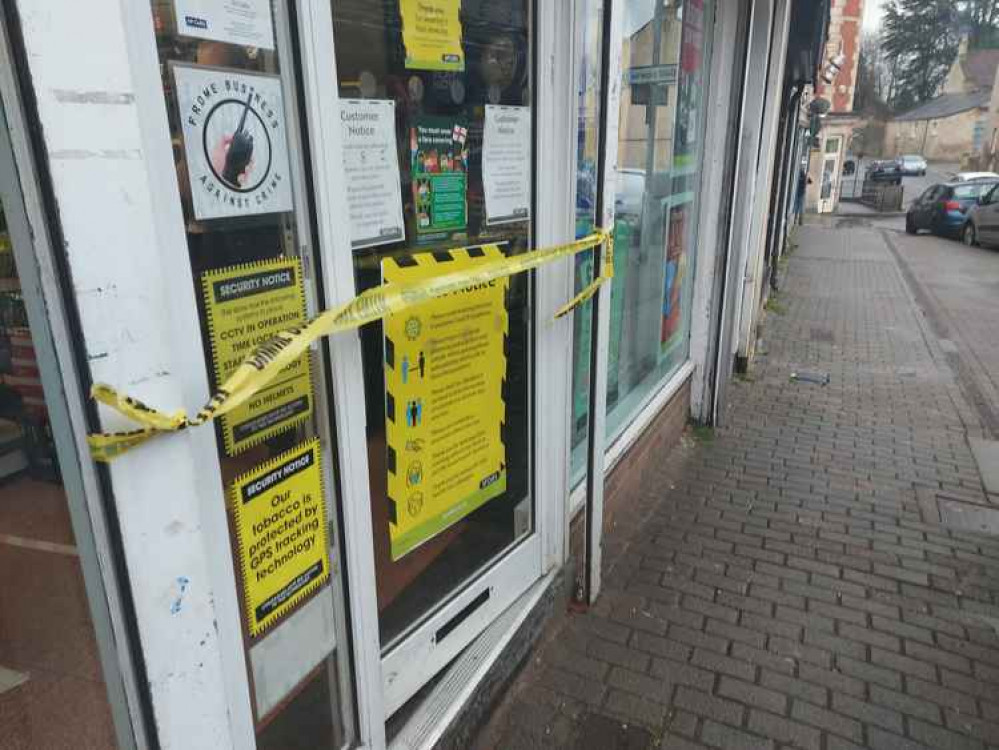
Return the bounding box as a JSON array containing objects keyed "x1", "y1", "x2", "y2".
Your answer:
[{"x1": 863, "y1": 0, "x2": 885, "y2": 31}]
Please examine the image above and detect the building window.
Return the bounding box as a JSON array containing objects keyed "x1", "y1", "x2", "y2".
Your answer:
[
  {"x1": 571, "y1": 0, "x2": 717, "y2": 483},
  {"x1": 604, "y1": 0, "x2": 715, "y2": 445}
]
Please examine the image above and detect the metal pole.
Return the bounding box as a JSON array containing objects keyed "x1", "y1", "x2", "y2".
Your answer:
[{"x1": 582, "y1": 0, "x2": 617, "y2": 607}]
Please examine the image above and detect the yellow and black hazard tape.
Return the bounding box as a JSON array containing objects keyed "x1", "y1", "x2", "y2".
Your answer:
[{"x1": 87, "y1": 229, "x2": 614, "y2": 462}]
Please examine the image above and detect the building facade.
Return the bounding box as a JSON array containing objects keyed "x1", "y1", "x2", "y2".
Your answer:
[
  {"x1": 0, "y1": 1, "x2": 827, "y2": 749},
  {"x1": 813, "y1": 0, "x2": 863, "y2": 113},
  {"x1": 884, "y1": 42, "x2": 999, "y2": 162},
  {"x1": 803, "y1": 0, "x2": 865, "y2": 214}
]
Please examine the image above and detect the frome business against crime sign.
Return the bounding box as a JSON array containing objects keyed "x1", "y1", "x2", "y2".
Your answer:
[
  {"x1": 173, "y1": 64, "x2": 293, "y2": 220},
  {"x1": 232, "y1": 440, "x2": 330, "y2": 637}
]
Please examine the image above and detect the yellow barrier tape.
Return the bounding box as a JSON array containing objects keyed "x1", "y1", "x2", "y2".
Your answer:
[{"x1": 87, "y1": 230, "x2": 613, "y2": 462}]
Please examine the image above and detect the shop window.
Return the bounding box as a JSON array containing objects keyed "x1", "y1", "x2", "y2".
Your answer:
[
  {"x1": 601, "y1": 0, "x2": 715, "y2": 448},
  {"x1": 147, "y1": 1, "x2": 350, "y2": 745}
]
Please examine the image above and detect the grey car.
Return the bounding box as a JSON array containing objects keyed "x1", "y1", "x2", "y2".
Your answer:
[
  {"x1": 961, "y1": 181, "x2": 999, "y2": 246},
  {"x1": 898, "y1": 154, "x2": 928, "y2": 176}
]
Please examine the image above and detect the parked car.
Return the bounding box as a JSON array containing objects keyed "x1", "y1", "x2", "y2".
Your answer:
[
  {"x1": 906, "y1": 180, "x2": 999, "y2": 237},
  {"x1": 866, "y1": 160, "x2": 902, "y2": 184},
  {"x1": 614, "y1": 168, "x2": 645, "y2": 222},
  {"x1": 953, "y1": 171, "x2": 999, "y2": 182},
  {"x1": 961, "y1": 181, "x2": 999, "y2": 246},
  {"x1": 898, "y1": 154, "x2": 928, "y2": 176}
]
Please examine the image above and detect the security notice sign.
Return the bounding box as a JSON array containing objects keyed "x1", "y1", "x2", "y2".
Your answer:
[
  {"x1": 202, "y1": 258, "x2": 313, "y2": 455},
  {"x1": 232, "y1": 440, "x2": 330, "y2": 637},
  {"x1": 383, "y1": 247, "x2": 508, "y2": 560},
  {"x1": 173, "y1": 65, "x2": 293, "y2": 220}
]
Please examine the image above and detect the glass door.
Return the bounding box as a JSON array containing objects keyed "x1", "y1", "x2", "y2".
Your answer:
[
  {"x1": 818, "y1": 135, "x2": 841, "y2": 214},
  {"x1": 323, "y1": 0, "x2": 542, "y2": 720},
  {"x1": 139, "y1": 2, "x2": 356, "y2": 746}
]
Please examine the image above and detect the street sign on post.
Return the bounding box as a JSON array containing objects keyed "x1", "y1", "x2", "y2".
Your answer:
[
  {"x1": 626, "y1": 64, "x2": 677, "y2": 107},
  {"x1": 624, "y1": 64, "x2": 678, "y2": 86}
]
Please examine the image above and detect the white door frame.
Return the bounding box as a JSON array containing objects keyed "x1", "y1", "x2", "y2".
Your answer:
[
  {"x1": 733, "y1": 0, "x2": 791, "y2": 365},
  {"x1": 817, "y1": 135, "x2": 843, "y2": 214},
  {"x1": 295, "y1": 0, "x2": 574, "y2": 740}
]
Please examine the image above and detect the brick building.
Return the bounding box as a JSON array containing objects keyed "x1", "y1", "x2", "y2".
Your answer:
[
  {"x1": 806, "y1": 0, "x2": 865, "y2": 213},
  {"x1": 814, "y1": 0, "x2": 863, "y2": 114}
]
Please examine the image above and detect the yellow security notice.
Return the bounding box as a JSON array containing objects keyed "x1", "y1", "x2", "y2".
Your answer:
[
  {"x1": 202, "y1": 258, "x2": 313, "y2": 455},
  {"x1": 232, "y1": 439, "x2": 330, "y2": 637},
  {"x1": 384, "y1": 247, "x2": 508, "y2": 560},
  {"x1": 400, "y1": 0, "x2": 464, "y2": 72}
]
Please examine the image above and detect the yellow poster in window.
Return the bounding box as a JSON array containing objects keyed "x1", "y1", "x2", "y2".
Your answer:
[
  {"x1": 232, "y1": 439, "x2": 330, "y2": 637},
  {"x1": 400, "y1": 0, "x2": 464, "y2": 72},
  {"x1": 383, "y1": 246, "x2": 508, "y2": 560},
  {"x1": 202, "y1": 258, "x2": 313, "y2": 455}
]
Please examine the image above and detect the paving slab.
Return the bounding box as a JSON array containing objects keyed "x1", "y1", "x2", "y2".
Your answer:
[{"x1": 970, "y1": 438, "x2": 999, "y2": 496}]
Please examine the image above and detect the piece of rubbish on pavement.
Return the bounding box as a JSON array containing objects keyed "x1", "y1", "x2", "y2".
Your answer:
[{"x1": 790, "y1": 370, "x2": 829, "y2": 385}]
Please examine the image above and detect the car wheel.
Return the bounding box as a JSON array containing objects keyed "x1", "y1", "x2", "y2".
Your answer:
[
  {"x1": 905, "y1": 215, "x2": 917, "y2": 234},
  {"x1": 963, "y1": 222, "x2": 977, "y2": 247}
]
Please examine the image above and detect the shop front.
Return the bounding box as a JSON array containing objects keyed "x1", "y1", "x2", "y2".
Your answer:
[{"x1": 0, "y1": 0, "x2": 748, "y2": 748}]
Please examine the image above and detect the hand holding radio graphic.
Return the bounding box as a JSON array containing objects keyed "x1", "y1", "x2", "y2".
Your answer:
[{"x1": 211, "y1": 93, "x2": 256, "y2": 188}]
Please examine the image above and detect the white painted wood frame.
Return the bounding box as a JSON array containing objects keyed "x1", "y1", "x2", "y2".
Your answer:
[
  {"x1": 689, "y1": 0, "x2": 752, "y2": 423},
  {"x1": 735, "y1": 0, "x2": 792, "y2": 364},
  {"x1": 295, "y1": 0, "x2": 575, "y2": 740},
  {"x1": 582, "y1": 0, "x2": 624, "y2": 604}
]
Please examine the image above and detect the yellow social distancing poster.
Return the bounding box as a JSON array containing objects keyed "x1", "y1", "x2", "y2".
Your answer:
[
  {"x1": 400, "y1": 0, "x2": 464, "y2": 72},
  {"x1": 202, "y1": 258, "x2": 313, "y2": 455},
  {"x1": 383, "y1": 247, "x2": 508, "y2": 560},
  {"x1": 232, "y1": 439, "x2": 330, "y2": 637}
]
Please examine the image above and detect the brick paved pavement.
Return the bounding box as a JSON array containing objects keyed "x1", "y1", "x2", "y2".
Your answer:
[{"x1": 473, "y1": 226, "x2": 999, "y2": 750}]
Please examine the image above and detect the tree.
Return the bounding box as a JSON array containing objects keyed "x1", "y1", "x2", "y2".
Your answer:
[
  {"x1": 854, "y1": 32, "x2": 895, "y2": 116},
  {"x1": 882, "y1": 0, "x2": 960, "y2": 111},
  {"x1": 957, "y1": 0, "x2": 999, "y2": 48}
]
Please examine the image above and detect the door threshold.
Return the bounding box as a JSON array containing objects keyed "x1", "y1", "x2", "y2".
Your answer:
[{"x1": 389, "y1": 570, "x2": 557, "y2": 750}]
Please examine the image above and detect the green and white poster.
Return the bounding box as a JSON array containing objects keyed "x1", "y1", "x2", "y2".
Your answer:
[
  {"x1": 409, "y1": 116, "x2": 468, "y2": 237},
  {"x1": 607, "y1": 219, "x2": 633, "y2": 406}
]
